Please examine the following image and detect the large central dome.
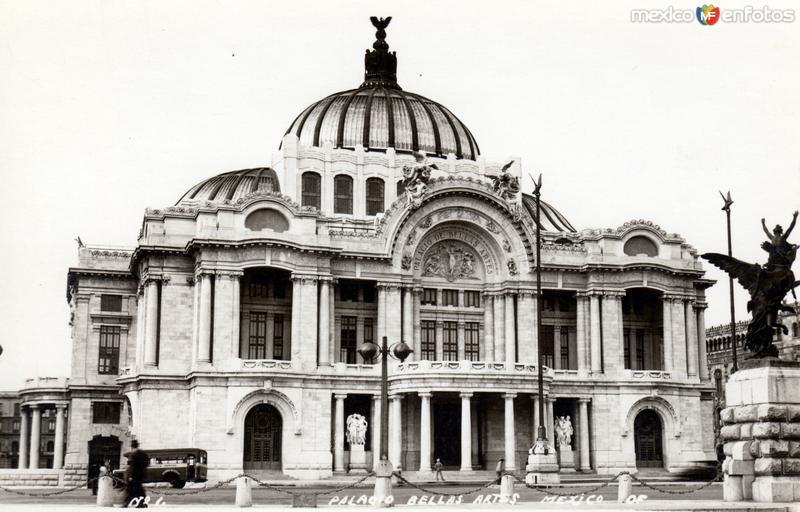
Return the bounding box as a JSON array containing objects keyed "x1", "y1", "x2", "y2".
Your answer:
[{"x1": 283, "y1": 18, "x2": 480, "y2": 160}]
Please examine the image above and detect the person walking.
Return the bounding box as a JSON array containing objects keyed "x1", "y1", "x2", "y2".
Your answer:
[
  {"x1": 495, "y1": 457, "x2": 505, "y2": 482},
  {"x1": 433, "y1": 458, "x2": 445, "y2": 482},
  {"x1": 124, "y1": 440, "x2": 149, "y2": 508}
]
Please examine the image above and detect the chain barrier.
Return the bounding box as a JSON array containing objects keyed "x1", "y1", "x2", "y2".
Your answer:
[
  {"x1": 144, "y1": 474, "x2": 243, "y2": 496},
  {"x1": 0, "y1": 477, "x2": 100, "y2": 497},
  {"x1": 245, "y1": 471, "x2": 375, "y2": 497},
  {"x1": 390, "y1": 472, "x2": 500, "y2": 497},
  {"x1": 508, "y1": 470, "x2": 723, "y2": 498}
]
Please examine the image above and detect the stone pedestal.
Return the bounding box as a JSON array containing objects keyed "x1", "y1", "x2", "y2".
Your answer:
[
  {"x1": 373, "y1": 459, "x2": 394, "y2": 508},
  {"x1": 349, "y1": 444, "x2": 368, "y2": 474},
  {"x1": 557, "y1": 443, "x2": 576, "y2": 472},
  {"x1": 525, "y1": 441, "x2": 561, "y2": 485},
  {"x1": 721, "y1": 360, "x2": 800, "y2": 503}
]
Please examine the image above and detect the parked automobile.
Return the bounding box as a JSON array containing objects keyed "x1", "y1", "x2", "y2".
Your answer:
[{"x1": 113, "y1": 448, "x2": 208, "y2": 489}]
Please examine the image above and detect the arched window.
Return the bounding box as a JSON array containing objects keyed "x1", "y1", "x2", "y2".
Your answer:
[
  {"x1": 301, "y1": 172, "x2": 321, "y2": 210},
  {"x1": 46, "y1": 441, "x2": 54, "y2": 453},
  {"x1": 623, "y1": 236, "x2": 659, "y2": 257},
  {"x1": 366, "y1": 177, "x2": 385, "y2": 216},
  {"x1": 333, "y1": 175, "x2": 353, "y2": 214},
  {"x1": 245, "y1": 209, "x2": 290, "y2": 232}
]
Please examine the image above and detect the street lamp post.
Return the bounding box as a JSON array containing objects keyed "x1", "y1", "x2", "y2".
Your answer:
[{"x1": 720, "y1": 191, "x2": 738, "y2": 373}]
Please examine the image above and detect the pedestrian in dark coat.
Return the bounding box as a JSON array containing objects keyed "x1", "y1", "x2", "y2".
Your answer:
[{"x1": 124, "y1": 440, "x2": 149, "y2": 508}]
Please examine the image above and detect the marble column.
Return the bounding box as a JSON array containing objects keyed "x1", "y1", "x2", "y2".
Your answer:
[
  {"x1": 385, "y1": 285, "x2": 402, "y2": 344},
  {"x1": 578, "y1": 398, "x2": 591, "y2": 471},
  {"x1": 197, "y1": 274, "x2": 212, "y2": 363},
  {"x1": 377, "y1": 285, "x2": 387, "y2": 342},
  {"x1": 601, "y1": 293, "x2": 624, "y2": 375},
  {"x1": 144, "y1": 279, "x2": 160, "y2": 366},
  {"x1": 685, "y1": 300, "x2": 699, "y2": 378},
  {"x1": 589, "y1": 294, "x2": 602, "y2": 374},
  {"x1": 503, "y1": 393, "x2": 517, "y2": 471},
  {"x1": 553, "y1": 324, "x2": 562, "y2": 370},
  {"x1": 493, "y1": 294, "x2": 505, "y2": 362},
  {"x1": 402, "y1": 287, "x2": 413, "y2": 345},
  {"x1": 29, "y1": 405, "x2": 40, "y2": 469},
  {"x1": 230, "y1": 273, "x2": 241, "y2": 358},
  {"x1": 318, "y1": 278, "x2": 331, "y2": 365},
  {"x1": 482, "y1": 293, "x2": 494, "y2": 362},
  {"x1": 516, "y1": 292, "x2": 537, "y2": 365},
  {"x1": 419, "y1": 392, "x2": 432, "y2": 472},
  {"x1": 671, "y1": 298, "x2": 688, "y2": 378},
  {"x1": 371, "y1": 395, "x2": 381, "y2": 466},
  {"x1": 531, "y1": 395, "x2": 540, "y2": 438},
  {"x1": 576, "y1": 294, "x2": 589, "y2": 376},
  {"x1": 53, "y1": 405, "x2": 66, "y2": 469},
  {"x1": 17, "y1": 407, "x2": 28, "y2": 469},
  {"x1": 697, "y1": 305, "x2": 710, "y2": 381},
  {"x1": 546, "y1": 397, "x2": 555, "y2": 448},
  {"x1": 460, "y1": 392, "x2": 472, "y2": 471},
  {"x1": 290, "y1": 275, "x2": 302, "y2": 362},
  {"x1": 389, "y1": 395, "x2": 403, "y2": 470},
  {"x1": 412, "y1": 288, "x2": 422, "y2": 362},
  {"x1": 662, "y1": 297, "x2": 674, "y2": 372},
  {"x1": 334, "y1": 394, "x2": 346, "y2": 472},
  {"x1": 300, "y1": 277, "x2": 319, "y2": 368},
  {"x1": 505, "y1": 293, "x2": 516, "y2": 365}
]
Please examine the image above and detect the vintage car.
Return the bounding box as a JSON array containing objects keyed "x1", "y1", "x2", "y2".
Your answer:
[{"x1": 113, "y1": 448, "x2": 208, "y2": 489}]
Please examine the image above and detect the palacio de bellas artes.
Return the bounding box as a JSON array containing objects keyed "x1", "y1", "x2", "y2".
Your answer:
[{"x1": 1, "y1": 2, "x2": 799, "y2": 510}]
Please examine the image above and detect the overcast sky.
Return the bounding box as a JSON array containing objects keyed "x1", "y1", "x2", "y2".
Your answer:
[{"x1": 1, "y1": 1, "x2": 798, "y2": 390}]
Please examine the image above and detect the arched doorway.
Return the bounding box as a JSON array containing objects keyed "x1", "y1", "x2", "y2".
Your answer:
[
  {"x1": 243, "y1": 404, "x2": 282, "y2": 470},
  {"x1": 88, "y1": 436, "x2": 121, "y2": 485},
  {"x1": 634, "y1": 409, "x2": 663, "y2": 468}
]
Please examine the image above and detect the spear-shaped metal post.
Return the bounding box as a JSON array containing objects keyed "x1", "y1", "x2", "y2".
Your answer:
[
  {"x1": 531, "y1": 173, "x2": 548, "y2": 452},
  {"x1": 720, "y1": 190, "x2": 738, "y2": 373}
]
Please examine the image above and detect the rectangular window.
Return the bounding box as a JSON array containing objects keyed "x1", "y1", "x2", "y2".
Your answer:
[
  {"x1": 273, "y1": 315, "x2": 285, "y2": 360},
  {"x1": 340, "y1": 283, "x2": 359, "y2": 302},
  {"x1": 340, "y1": 316, "x2": 357, "y2": 364},
  {"x1": 443, "y1": 321, "x2": 458, "y2": 361},
  {"x1": 421, "y1": 320, "x2": 436, "y2": 360},
  {"x1": 334, "y1": 176, "x2": 353, "y2": 214},
  {"x1": 98, "y1": 325, "x2": 121, "y2": 375},
  {"x1": 248, "y1": 282, "x2": 268, "y2": 298},
  {"x1": 623, "y1": 328, "x2": 631, "y2": 370},
  {"x1": 635, "y1": 329, "x2": 645, "y2": 371},
  {"x1": 560, "y1": 326, "x2": 570, "y2": 369},
  {"x1": 442, "y1": 290, "x2": 459, "y2": 307},
  {"x1": 100, "y1": 294, "x2": 122, "y2": 312},
  {"x1": 14, "y1": 403, "x2": 20, "y2": 416},
  {"x1": 12, "y1": 420, "x2": 20, "y2": 432},
  {"x1": 362, "y1": 285, "x2": 376, "y2": 303},
  {"x1": 465, "y1": 322, "x2": 480, "y2": 361},
  {"x1": 364, "y1": 318, "x2": 374, "y2": 343},
  {"x1": 248, "y1": 312, "x2": 268, "y2": 359},
  {"x1": 421, "y1": 288, "x2": 437, "y2": 306},
  {"x1": 542, "y1": 325, "x2": 554, "y2": 368},
  {"x1": 48, "y1": 420, "x2": 55, "y2": 432},
  {"x1": 92, "y1": 402, "x2": 121, "y2": 424},
  {"x1": 464, "y1": 291, "x2": 481, "y2": 308}
]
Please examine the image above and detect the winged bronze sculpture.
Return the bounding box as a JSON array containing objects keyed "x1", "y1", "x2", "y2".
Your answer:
[{"x1": 702, "y1": 211, "x2": 799, "y2": 358}]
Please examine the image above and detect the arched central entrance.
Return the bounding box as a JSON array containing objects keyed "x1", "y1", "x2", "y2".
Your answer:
[
  {"x1": 243, "y1": 404, "x2": 282, "y2": 470},
  {"x1": 634, "y1": 409, "x2": 663, "y2": 468}
]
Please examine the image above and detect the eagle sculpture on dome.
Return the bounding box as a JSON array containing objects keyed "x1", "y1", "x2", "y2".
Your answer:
[{"x1": 702, "y1": 211, "x2": 799, "y2": 359}]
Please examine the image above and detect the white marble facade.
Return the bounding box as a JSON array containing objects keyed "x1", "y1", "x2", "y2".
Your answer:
[{"x1": 20, "y1": 27, "x2": 718, "y2": 482}]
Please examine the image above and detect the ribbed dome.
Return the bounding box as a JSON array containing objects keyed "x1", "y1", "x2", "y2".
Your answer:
[
  {"x1": 521, "y1": 193, "x2": 577, "y2": 233},
  {"x1": 177, "y1": 168, "x2": 280, "y2": 205},
  {"x1": 285, "y1": 88, "x2": 480, "y2": 160},
  {"x1": 282, "y1": 17, "x2": 480, "y2": 160}
]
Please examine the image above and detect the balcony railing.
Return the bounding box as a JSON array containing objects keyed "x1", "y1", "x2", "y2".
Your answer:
[
  {"x1": 241, "y1": 360, "x2": 293, "y2": 370},
  {"x1": 395, "y1": 360, "x2": 540, "y2": 374}
]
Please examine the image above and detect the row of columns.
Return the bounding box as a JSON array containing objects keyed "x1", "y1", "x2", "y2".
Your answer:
[
  {"x1": 17, "y1": 404, "x2": 67, "y2": 470},
  {"x1": 331, "y1": 392, "x2": 593, "y2": 473}
]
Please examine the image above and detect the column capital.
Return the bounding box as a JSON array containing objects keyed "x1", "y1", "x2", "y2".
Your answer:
[
  {"x1": 317, "y1": 275, "x2": 336, "y2": 284},
  {"x1": 372, "y1": 394, "x2": 381, "y2": 401},
  {"x1": 662, "y1": 293, "x2": 689, "y2": 302},
  {"x1": 694, "y1": 301, "x2": 709, "y2": 310},
  {"x1": 55, "y1": 403, "x2": 68, "y2": 411},
  {"x1": 575, "y1": 291, "x2": 590, "y2": 299},
  {"x1": 334, "y1": 393, "x2": 347, "y2": 400},
  {"x1": 459, "y1": 392, "x2": 473, "y2": 399},
  {"x1": 517, "y1": 289, "x2": 538, "y2": 299},
  {"x1": 29, "y1": 404, "x2": 40, "y2": 411},
  {"x1": 503, "y1": 392, "x2": 517, "y2": 400},
  {"x1": 418, "y1": 391, "x2": 433, "y2": 398},
  {"x1": 291, "y1": 273, "x2": 319, "y2": 284},
  {"x1": 376, "y1": 281, "x2": 403, "y2": 291},
  {"x1": 215, "y1": 270, "x2": 244, "y2": 279},
  {"x1": 389, "y1": 394, "x2": 404, "y2": 402},
  {"x1": 578, "y1": 397, "x2": 591, "y2": 404}
]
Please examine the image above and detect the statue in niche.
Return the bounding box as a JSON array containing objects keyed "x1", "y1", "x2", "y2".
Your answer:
[
  {"x1": 490, "y1": 160, "x2": 521, "y2": 201},
  {"x1": 346, "y1": 414, "x2": 368, "y2": 446},
  {"x1": 402, "y1": 151, "x2": 436, "y2": 208},
  {"x1": 555, "y1": 416, "x2": 573, "y2": 448}
]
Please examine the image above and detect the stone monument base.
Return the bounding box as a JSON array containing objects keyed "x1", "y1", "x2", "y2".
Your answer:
[
  {"x1": 721, "y1": 360, "x2": 800, "y2": 503},
  {"x1": 557, "y1": 443, "x2": 576, "y2": 472},
  {"x1": 525, "y1": 452, "x2": 561, "y2": 485},
  {"x1": 348, "y1": 445, "x2": 368, "y2": 474}
]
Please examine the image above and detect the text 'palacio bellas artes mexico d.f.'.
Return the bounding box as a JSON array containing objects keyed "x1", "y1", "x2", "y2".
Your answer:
[{"x1": 14, "y1": 17, "x2": 716, "y2": 485}]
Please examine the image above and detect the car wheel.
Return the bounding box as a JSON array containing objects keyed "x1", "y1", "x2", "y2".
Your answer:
[{"x1": 173, "y1": 479, "x2": 186, "y2": 489}]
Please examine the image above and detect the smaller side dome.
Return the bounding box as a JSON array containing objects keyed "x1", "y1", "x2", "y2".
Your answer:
[
  {"x1": 177, "y1": 168, "x2": 281, "y2": 205},
  {"x1": 521, "y1": 193, "x2": 577, "y2": 233}
]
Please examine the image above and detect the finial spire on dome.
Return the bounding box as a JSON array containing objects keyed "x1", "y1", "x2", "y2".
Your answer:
[{"x1": 361, "y1": 16, "x2": 401, "y2": 90}]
